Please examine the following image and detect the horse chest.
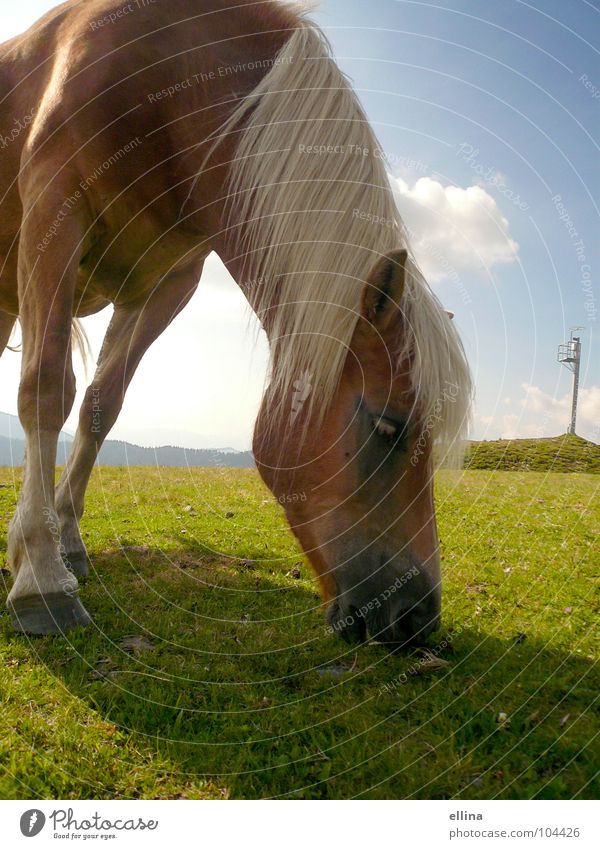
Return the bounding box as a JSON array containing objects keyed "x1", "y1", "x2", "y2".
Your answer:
[{"x1": 75, "y1": 222, "x2": 208, "y2": 310}]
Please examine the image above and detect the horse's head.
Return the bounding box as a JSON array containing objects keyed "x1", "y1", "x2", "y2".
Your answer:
[{"x1": 254, "y1": 249, "x2": 463, "y2": 648}]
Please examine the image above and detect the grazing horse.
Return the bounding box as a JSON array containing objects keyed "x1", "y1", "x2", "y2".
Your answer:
[{"x1": 0, "y1": 0, "x2": 471, "y2": 643}]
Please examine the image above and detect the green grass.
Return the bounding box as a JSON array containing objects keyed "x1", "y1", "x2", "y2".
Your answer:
[
  {"x1": 0, "y1": 466, "x2": 598, "y2": 799},
  {"x1": 465, "y1": 433, "x2": 600, "y2": 473}
]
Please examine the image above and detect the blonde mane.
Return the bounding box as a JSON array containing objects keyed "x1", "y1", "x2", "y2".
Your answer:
[{"x1": 214, "y1": 15, "x2": 472, "y2": 455}]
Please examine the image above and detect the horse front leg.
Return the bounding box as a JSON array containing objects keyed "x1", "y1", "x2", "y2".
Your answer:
[
  {"x1": 55, "y1": 266, "x2": 202, "y2": 576},
  {"x1": 6, "y1": 176, "x2": 91, "y2": 634}
]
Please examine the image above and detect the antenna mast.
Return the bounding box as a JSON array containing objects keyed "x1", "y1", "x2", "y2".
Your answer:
[{"x1": 557, "y1": 327, "x2": 584, "y2": 435}]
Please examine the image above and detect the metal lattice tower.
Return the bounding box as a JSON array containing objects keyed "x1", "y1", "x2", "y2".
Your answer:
[{"x1": 557, "y1": 328, "x2": 584, "y2": 435}]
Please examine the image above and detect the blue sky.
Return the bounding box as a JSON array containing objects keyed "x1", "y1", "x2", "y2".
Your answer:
[
  {"x1": 0, "y1": 0, "x2": 598, "y2": 447},
  {"x1": 317, "y1": 0, "x2": 599, "y2": 443}
]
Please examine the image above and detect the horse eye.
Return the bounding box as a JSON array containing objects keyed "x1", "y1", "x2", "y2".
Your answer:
[
  {"x1": 371, "y1": 416, "x2": 408, "y2": 451},
  {"x1": 372, "y1": 416, "x2": 398, "y2": 438}
]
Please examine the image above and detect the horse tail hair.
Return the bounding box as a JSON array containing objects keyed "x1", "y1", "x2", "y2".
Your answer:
[
  {"x1": 6, "y1": 332, "x2": 21, "y2": 353},
  {"x1": 7, "y1": 318, "x2": 91, "y2": 375},
  {"x1": 71, "y1": 319, "x2": 92, "y2": 376}
]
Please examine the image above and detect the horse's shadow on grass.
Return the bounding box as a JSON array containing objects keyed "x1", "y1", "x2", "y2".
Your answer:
[{"x1": 2, "y1": 544, "x2": 598, "y2": 799}]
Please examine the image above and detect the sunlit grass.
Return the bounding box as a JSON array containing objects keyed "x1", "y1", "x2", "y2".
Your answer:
[{"x1": 0, "y1": 467, "x2": 598, "y2": 799}]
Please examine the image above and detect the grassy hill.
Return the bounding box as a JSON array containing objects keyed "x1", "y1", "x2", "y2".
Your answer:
[{"x1": 465, "y1": 434, "x2": 600, "y2": 473}]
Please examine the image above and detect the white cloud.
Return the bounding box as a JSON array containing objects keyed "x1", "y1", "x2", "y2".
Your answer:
[
  {"x1": 475, "y1": 383, "x2": 600, "y2": 444},
  {"x1": 580, "y1": 385, "x2": 600, "y2": 425},
  {"x1": 390, "y1": 176, "x2": 519, "y2": 282},
  {"x1": 521, "y1": 383, "x2": 600, "y2": 436},
  {"x1": 499, "y1": 413, "x2": 520, "y2": 440}
]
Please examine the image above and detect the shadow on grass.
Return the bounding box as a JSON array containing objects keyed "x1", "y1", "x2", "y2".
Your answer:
[{"x1": 2, "y1": 544, "x2": 599, "y2": 800}]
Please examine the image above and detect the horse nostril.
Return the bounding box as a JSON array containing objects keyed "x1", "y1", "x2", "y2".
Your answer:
[
  {"x1": 359, "y1": 593, "x2": 440, "y2": 647},
  {"x1": 326, "y1": 557, "x2": 442, "y2": 649},
  {"x1": 327, "y1": 600, "x2": 367, "y2": 644},
  {"x1": 385, "y1": 602, "x2": 440, "y2": 646},
  {"x1": 327, "y1": 597, "x2": 440, "y2": 648}
]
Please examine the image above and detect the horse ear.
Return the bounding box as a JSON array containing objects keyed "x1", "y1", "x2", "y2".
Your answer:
[
  {"x1": 361, "y1": 249, "x2": 408, "y2": 331},
  {"x1": 446, "y1": 310, "x2": 455, "y2": 320}
]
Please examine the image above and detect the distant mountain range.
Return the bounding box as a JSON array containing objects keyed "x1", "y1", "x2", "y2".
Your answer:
[{"x1": 0, "y1": 411, "x2": 254, "y2": 468}]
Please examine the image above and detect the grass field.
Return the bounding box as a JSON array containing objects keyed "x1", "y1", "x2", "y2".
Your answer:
[{"x1": 0, "y1": 466, "x2": 598, "y2": 799}]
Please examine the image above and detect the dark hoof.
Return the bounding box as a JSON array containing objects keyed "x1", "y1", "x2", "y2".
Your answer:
[
  {"x1": 63, "y1": 552, "x2": 90, "y2": 578},
  {"x1": 8, "y1": 592, "x2": 92, "y2": 635}
]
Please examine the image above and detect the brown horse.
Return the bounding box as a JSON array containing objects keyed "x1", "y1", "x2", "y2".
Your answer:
[{"x1": 0, "y1": 0, "x2": 471, "y2": 644}]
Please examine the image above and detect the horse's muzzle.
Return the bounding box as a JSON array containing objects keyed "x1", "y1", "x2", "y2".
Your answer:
[{"x1": 326, "y1": 554, "x2": 441, "y2": 647}]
